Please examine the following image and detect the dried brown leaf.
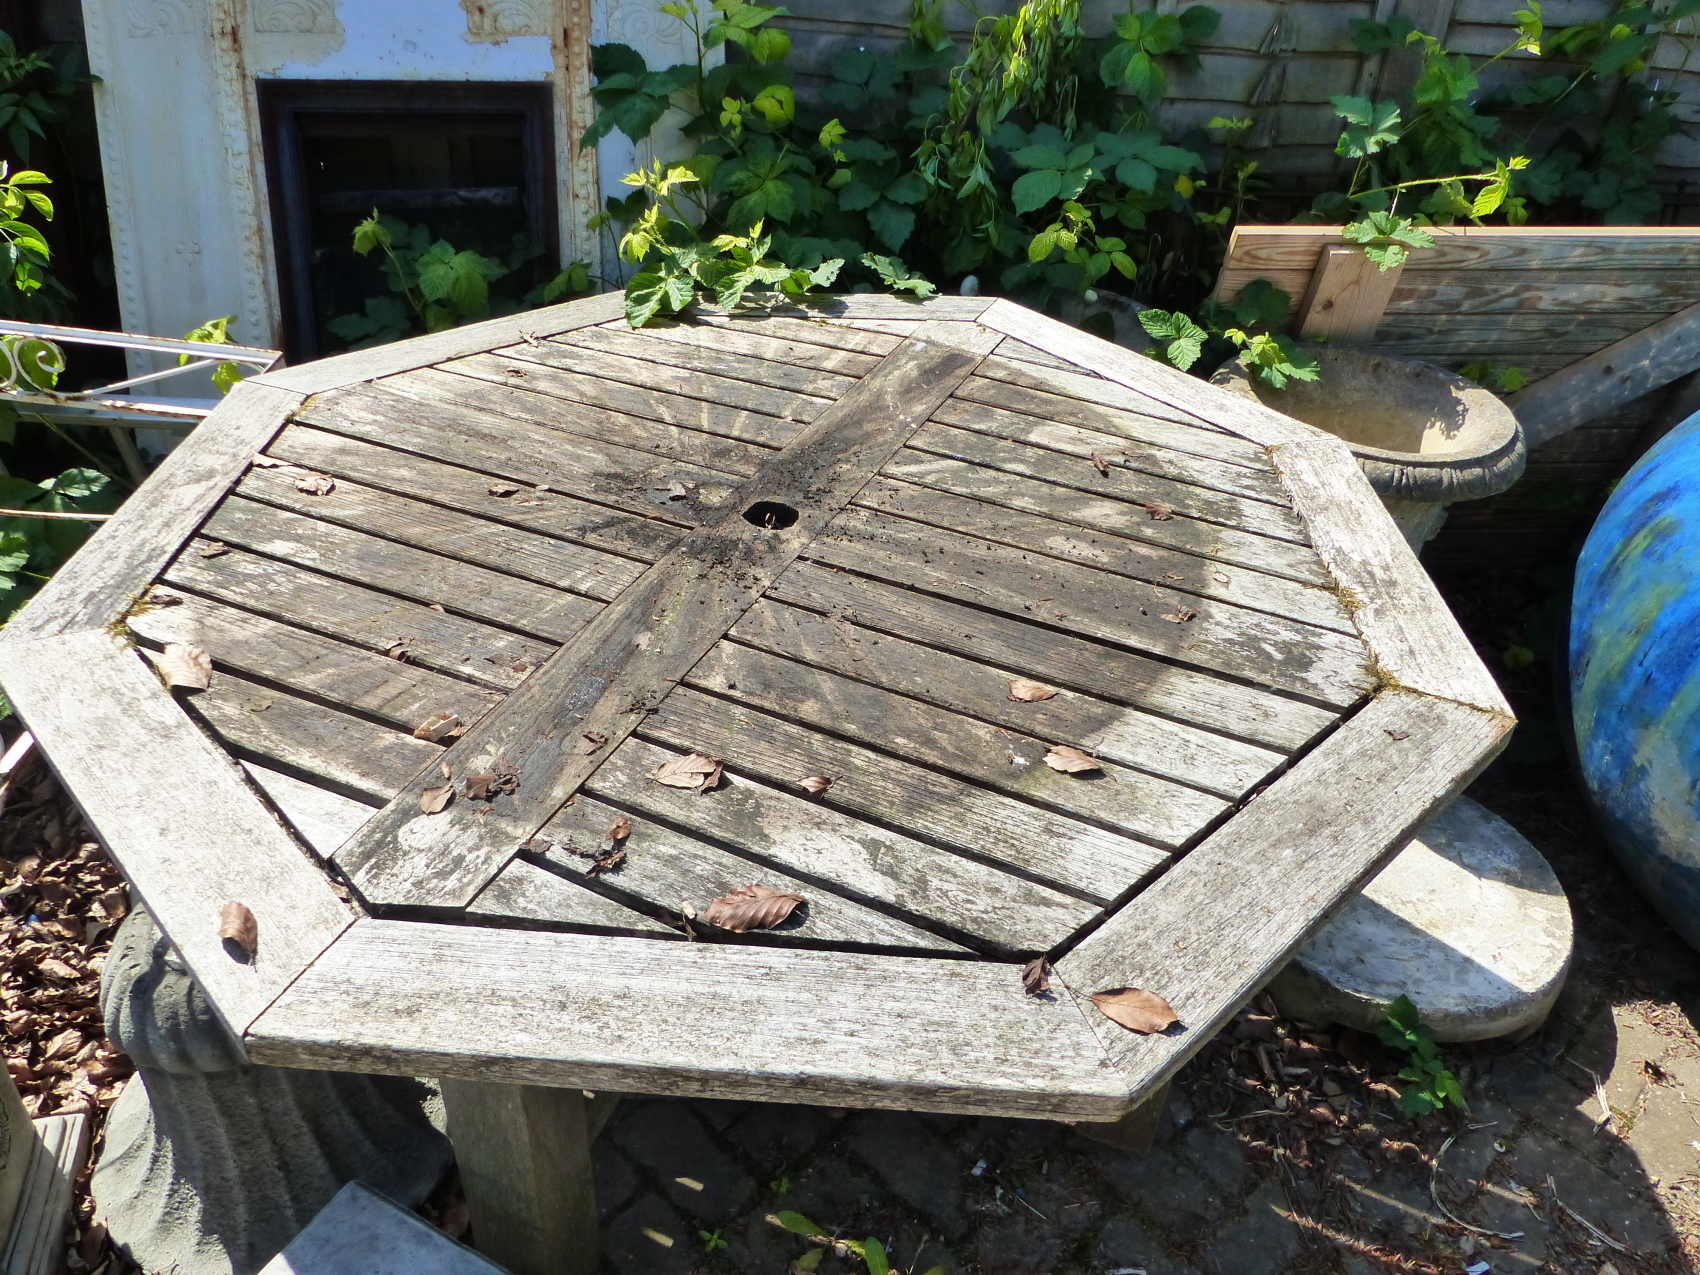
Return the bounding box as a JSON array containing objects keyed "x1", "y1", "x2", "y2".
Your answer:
[
  {"x1": 439, "y1": 759, "x2": 453, "y2": 780},
  {"x1": 1212, "y1": 571, "x2": 1230, "y2": 584},
  {"x1": 294, "y1": 471, "x2": 336, "y2": 496},
  {"x1": 574, "y1": 729, "x2": 609, "y2": 755},
  {"x1": 1007, "y1": 677, "x2": 1059, "y2": 702},
  {"x1": 419, "y1": 784, "x2": 454, "y2": 814},
  {"x1": 1044, "y1": 745, "x2": 1101, "y2": 774},
  {"x1": 241, "y1": 696, "x2": 272, "y2": 713},
  {"x1": 701, "y1": 884, "x2": 804, "y2": 932},
  {"x1": 1161, "y1": 606, "x2": 1198, "y2": 624},
  {"x1": 217, "y1": 902, "x2": 258, "y2": 959},
  {"x1": 414, "y1": 711, "x2": 460, "y2": 742},
  {"x1": 587, "y1": 847, "x2": 626, "y2": 876},
  {"x1": 156, "y1": 643, "x2": 212, "y2": 691},
  {"x1": 249, "y1": 453, "x2": 287, "y2": 468},
  {"x1": 1091, "y1": 452, "x2": 1110, "y2": 476},
  {"x1": 1089, "y1": 987, "x2": 1178, "y2": 1034},
  {"x1": 1022, "y1": 957, "x2": 1052, "y2": 995},
  {"x1": 1145, "y1": 502, "x2": 1174, "y2": 521},
  {"x1": 797, "y1": 775, "x2": 832, "y2": 795},
  {"x1": 197, "y1": 540, "x2": 229, "y2": 558},
  {"x1": 633, "y1": 630, "x2": 652, "y2": 650},
  {"x1": 147, "y1": 586, "x2": 186, "y2": 606},
  {"x1": 651, "y1": 752, "x2": 722, "y2": 791},
  {"x1": 464, "y1": 773, "x2": 495, "y2": 802},
  {"x1": 1385, "y1": 729, "x2": 1411, "y2": 741},
  {"x1": 38, "y1": 957, "x2": 80, "y2": 982},
  {"x1": 427, "y1": 602, "x2": 446, "y2": 612},
  {"x1": 487, "y1": 483, "x2": 521, "y2": 497},
  {"x1": 383, "y1": 640, "x2": 410, "y2": 661},
  {"x1": 606, "y1": 817, "x2": 632, "y2": 842}
]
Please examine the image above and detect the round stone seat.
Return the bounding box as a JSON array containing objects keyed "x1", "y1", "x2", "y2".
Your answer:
[{"x1": 1268, "y1": 797, "x2": 1573, "y2": 1042}]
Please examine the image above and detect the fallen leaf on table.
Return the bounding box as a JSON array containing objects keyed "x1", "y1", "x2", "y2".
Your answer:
[
  {"x1": 383, "y1": 640, "x2": 410, "y2": 661},
  {"x1": 1161, "y1": 606, "x2": 1198, "y2": 624},
  {"x1": 1091, "y1": 452, "x2": 1110, "y2": 476},
  {"x1": 439, "y1": 759, "x2": 453, "y2": 780},
  {"x1": 1044, "y1": 745, "x2": 1101, "y2": 774},
  {"x1": 574, "y1": 729, "x2": 609, "y2": 755},
  {"x1": 1007, "y1": 677, "x2": 1059, "y2": 702},
  {"x1": 241, "y1": 696, "x2": 271, "y2": 713},
  {"x1": 427, "y1": 602, "x2": 446, "y2": 612},
  {"x1": 294, "y1": 471, "x2": 336, "y2": 496},
  {"x1": 633, "y1": 630, "x2": 652, "y2": 650},
  {"x1": 606, "y1": 818, "x2": 632, "y2": 842},
  {"x1": 587, "y1": 847, "x2": 626, "y2": 876},
  {"x1": 196, "y1": 540, "x2": 229, "y2": 558},
  {"x1": 1212, "y1": 571, "x2": 1230, "y2": 584},
  {"x1": 464, "y1": 773, "x2": 495, "y2": 801},
  {"x1": 156, "y1": 643, "x2": 211, "y2": 691},
  {"x1": 1022, "y1": 957, "x2": 1052, "y2": 995},
  {"x1": 1145, "y1": 502, "x2": 1174, "y2": 521},
  {"x1": 487, "y1": 483, "x2": 521, "y2": 497},
  {"x1": 701, "y1": 884, "x2": 804, "y2": 932},
  {"x1": 1089, "y1": 987, "x2": 1178, "y2": 1034},
  {"x1": 147, "y1": 586, "x2": 186, "y2": 606},
  {"x1": 798, "y1": 775, "x2": 832, "y2": 795},
  {"x1": 414, "y1": 711, "x2": 460, "y2": 741},
  {"x1": 651, "y1": 752, "x2": 723, "y2": 792},
  {"x1": 217, "y1": 902, "x2": 258, "y2": 959},
  {"x1": 420, "y1": 784, "x2": 453, "y2": 814},
  {"x1": 249, "y1": 454, "x2": 286, "y2": 468},
  {"x1": 1385, "y1": 729, "x2": 1411, "y2": 741}
]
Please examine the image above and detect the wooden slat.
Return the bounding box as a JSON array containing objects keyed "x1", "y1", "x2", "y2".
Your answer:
[
  {"x1": 562, "y1": 323, "x2": 863, "y2": 398},
  {"x1": 765, "y1": 562, "x2": 1340, "y2": 753},
  {"x1": 335, "y1": 331, "x2": 998, "y2": 910},
  {"x1": 247, "y1": 919, "x2": 1131, "y2": 1119},
  {"x1": 808, "y1": 507, "x2": 1371, "y2": 709},
  {"x1": 639, "y1": 686, "x2": 1167, "y2": 905},
  {"x1": 467, "y1": 858, "x2": 680, "y2": 934},
  {"x1": 618, "y1": 317, "x2": 886, "y2": 376},
  {"x1": 242, "y1": 761, "x2": 375, "y2": 858},
  {"x1": 201, "y1": 498, "x2": 603, "y2": 644},
  {"x1": 165, "y1": 544, "x2": 549, "y2": 690},
  {"x1": 190, "y1": 672, "x2": 440, "y2": 804},
  {"x1": 854, "y1": 476, "x2": 1347, "y2": 627},
  {"x1": 1214, "y1": 224, "x2": 1700, "y2": 278},
  {"x1": 991, "y1": 336, "x2": 1079, "y2": 371},
  {"x1": 0, "y1": 381, "x2": 301, "y2": 643},
  {"x1": 234, "y1": 466, "x2": 646, "y2": 603},
  {"x1": 1296, "y1": 245, "x2": 1403, "y2": 343},
  {"x1": 725, "y1": 599, "x2": 1285, "y2": 799},
  {"x1": 685, "y1": 640, "x2": 1229, "y2": 843},
  {"x1": 1384, "y1": 269, "x2": 1700, "y2": 314},
  {"x1": 1056, "y1": 693, "x2": 1512, "y2": 1097},
  {"x1": 1373, "y1": 311, "x2": 1669, "y2": 350},
  {"x1": 965, "y1": 366, "x2": 1255, "y2": 452},
  {"x1": 688, "y1": 310, "x2": 901, "y2": 359},
  {"x1": 1270, "y1": 438, "x2": 1512, "y2": 716},
  {"x1": 127, "y1": 590, "x2": 501, "y2": 730},
  {"x1": 0, "y1": 630, "x2": 352, "y2": 1035},
  {"x1": 522, "y1": 794, "x2": 969, "y2": 952}
]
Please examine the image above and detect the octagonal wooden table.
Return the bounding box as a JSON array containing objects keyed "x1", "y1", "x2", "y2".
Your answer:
[{"x1": 0, "y1": 294, "x2": 1512, "y2": 1274}]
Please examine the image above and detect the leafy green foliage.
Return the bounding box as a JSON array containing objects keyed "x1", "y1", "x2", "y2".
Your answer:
[
  {"x1": 0, "y1": 32, "x2": 81, "y2": 163},
  {"x1": 1457, "y1": 361, "x2": 1529, "y2": 394},
  {"x1": 1138, "y1": 308, "x2": 1207, "y2": 372},
  {"x1": 0, "y1": 467, "x2": 117, "y2": 623},
  {"x1": 698, "y1": 1228, "x2": 728, "y2": 1253},
  {"x1": 1379, "y1": 994, "x2": 1467, "y2": 1117},
  {"x1": 0, "y1": 162, "x2": 53, "y2": 302},
  {"x1": 770, "y1": 1212, "x2": 941, "y2": 1275},
  {"x1": 180, "y1": 315, "x2": 246, "y2": 395},
  {"x1": 1224, "y1": 329, "x2": 1318, "y2": 390},
  {"x1": 861, "y1": 252, "x2": 936, "y2": 297},
  {"x1": 1098, "y1": 5, "x2": 1219, "y2": 108},
  {"x1": 1342, "y1": 210, "x2": 1436, "y2": 272}
]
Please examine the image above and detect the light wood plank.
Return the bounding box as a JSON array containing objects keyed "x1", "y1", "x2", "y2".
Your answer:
[
  {"x1": 0, "y1": 630, "x2": 353, "y2": 1035},
  {"x1": 247, "y1": 918, "x2": 1130, "y2": 1118},
  {"x1": 1270, "y1": 438, "x2": 1512, "y2": 715},
  {"x1": 1296, "y1": 245, "x2": 1403, "y2": 342},
  {"x1": 335, "y1": 334, "x2": 996, "y2": 910},
  {"x1": 0, "y1": 381, "x2": 301, "y2": 643},
  {"x1": 991, "y1": 335, "x2": 1079, "y2": 371},
  {"x1": 765, "y1": 562, "x2": 1340, "y2": 752},
  {"x1": 524, "y1": 794, "x2": 969, "y2": 952},
  {"x1": 1056, "y1": 693, "x2": 1512, "y2": 1096},
  {"x1": 625, "y1": 316, "x2": 886, "y2": 376},
  {"x1": 1384, "y1": 269, "x2": 1700, "y2": 314},
  {"x1": 687, "y1": 310, "x2": 901, "y2": 358},
  {"x1": 640, "y1": 686, "x2": 1168, "y2": 906},
  {"x1": 562, "y1": 323, "x2": 862, "y2": 398},
  {"x1": 725, "y1": 599, "x2": 1285, "y2": 799},
  {"x1": 242, "y1": 761, "x2": 376, "y2": 859},
  {"x1": 165, "y1": 544, "x2": 549, "y2": 690},
  {"x1": 467, "y1": 858, "x2": 678, "y2": 935}
]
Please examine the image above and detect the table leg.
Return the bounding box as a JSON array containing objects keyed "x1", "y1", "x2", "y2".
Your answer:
[
  {"x1": 1072, "y1": 1079, "x2": 1172, "y2": 1156},
  {"x1": 439, "y1": 1080, "x2": 599, "y2": 1275}
]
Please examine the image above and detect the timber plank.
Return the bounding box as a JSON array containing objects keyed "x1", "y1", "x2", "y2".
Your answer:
[
  {"x1": 242, "y1": 761, "x2": 375, "y2": 859},
  {"x1": 688, "y1": 311, "x2": 901, "y2": 359},
  {"x1": 625, "y1": 317, "x2": 886, "y2": 376},
  {"x1": 725, "y1": 599, "x2": 1286, "y2": 799},
  {"x1": 524, "y1": 794, "x2": 969, "y2": 952},
  {"x1": 0, "y1": 630, "x2": 353, "y2": 1035},
  {"x1": 201, "y1": 498, "x2": 603, "y2": 644},
  {"x1": 467, "y1": 858, "x2": 679, "y2": 935},
  {"x1": 334, "y1": 333, "x2": 996, "y2": 911},
  {"x1": 854, "y1": 476, "x2": 1345, "y2": 625},
  {"x1": 588, "y1": 735, "x2": 1096, "y2": 953},
  {"x1": 126, "y1": 590, "x2": 501, "y2": 730},
  {"x1": 562, "y1": 323, "x2": 862, "y2": 398},
  {"x1": 991, "y1": 336, "x2": 1079, "y2": 371},
  {"x1": 1385, "y1": 270, "x2": 1700, "y2": 314},
  {"x1": 246, "y1": 920, "x2": 1130, "y2": 1118},
  {"x1": 807, "y1": 508, "x2": 1371, "y2": 709},
  {"x1": 641, "y1": 686, "x2": 1168, "y2": 904},
  {"x1": 188, "y1": 671, "x2": 441, "y2": 804},
  {"x1": 164, "y1": 545, "x2": 549, "y2": 690},
  {"x1": 1057, "y1": 693, "x2": 1512, "y2": 1095},
  {"x1": 1215, "y1": 225, "x2": 1700, "y2": 276},
  {"x1": 765, "y1": 562, "x2": 1340, "y2": 752},
  {"x1": 684, "y1": 640, "x2": 1230, "y2": 845},
  {"x1": 234, "y1": 466, "x2": 646, "y2": 603}
]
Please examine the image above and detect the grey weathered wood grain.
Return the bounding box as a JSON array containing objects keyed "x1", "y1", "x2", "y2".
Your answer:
[
  {"x1": 726, "y1": 599, "x2": 1285, "y2": 799},
  {"x1": 0, "y1": 381, "x2": 301, "y2": 643},
  {"x1": 335, "y1": 335, "x2": 994, "y2": 910},
  {"x1": 639, "y1": 685, "x2": 1168, "y2": 905},
  {"x1": 799, "y1": 294, "x2": 993, "y2": 322},
  {"x1": 1056, "y1": 693, "x2": 1513, "y2": 1097},
  {"x1": 190, "y1": 672, "x2": 442, "y2": 804},
  {"x1": 524, "y1": 794, "x2": 969, "y2": 952},
  {"x1": 241, "y1": 761, "x2": 376, "y2": 859},
  {"x1": 991, "y1": 336, "x2": 1079, "y2": 371},
  {"x1": 765, "y1": 562, "x2": 1340, "y2": 752},
  {"x1": 467, "y1": 858, "x2": 679, "y2": 935},
  {"x1": 1270, "y1": 438, "x2": 1512, "y2": 715},
  {"x1": 201, "y1": 498, "x2": 602, "y2": 644},
  {"x1": 562, "y1": 323, "x2": 862, "y2": 399},
  {"x1": 127, "y1": 589, "x2": 502, "y2": 730},
  {"x1": 808, "y1": 507, "x2": 1372, "y2": 709},
  {"x1": 252, "y1": 291, "x2": 625, "y2": 394},
  {"x1": 854, "y1": 476, "x2": 1345, "y2": 625},
  {"x1": 246, "y1": 919, "x2": 1129, "y2": 1118},
  {"x1": 961, "y1": 367, "x2": 1248, "y2": 453},
  {"x1": 235, "y1": 465, "x2": 647, "y2": 603},
  {"x1": 689, "y1": 310, "x2": 901, "y2": 359},
  {"x1": 620, "y1": 317, "x2": 886, "y2": 376},
  {"x1": 684, "y1": 640, "x2": 1230, "y2": 845},
  {"x1": 165, "y1": 544, "x2": 550, "y2": 690},
  {"x1": 0, "y1": 630, "x2": 352, "y2": 1036}
]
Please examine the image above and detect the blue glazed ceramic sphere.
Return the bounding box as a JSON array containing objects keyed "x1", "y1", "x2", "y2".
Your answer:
[{"x1": 1571, "y1": 410, "x2": 1700, "y2": 949}]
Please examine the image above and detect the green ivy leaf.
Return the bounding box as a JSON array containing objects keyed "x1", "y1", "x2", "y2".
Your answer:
[{"x1": 1011, "y1": 168, "x2": 1063, "y2": 213}]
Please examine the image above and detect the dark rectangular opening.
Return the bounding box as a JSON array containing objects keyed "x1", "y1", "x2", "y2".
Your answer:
[{"x1": 259, "y1": 81, "x2": 557, "y2": 363}]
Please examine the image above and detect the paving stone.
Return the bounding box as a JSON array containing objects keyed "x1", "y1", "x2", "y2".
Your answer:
[
  {"x1": 784, "y1": 1151, "x2": 887, "y2": 1232},
  {"x1": 1202, "y1": 1180, "x2": 1300, "y2": 1274},
  {"x1": 612, "y1": 1099, "x2": 756, "y2": 1223},
  {"x1": 845, "y1": 1111, "x2": 972, "y2": 1240},
  {"x1": 1172, "y1": 1124, "x2": 1254, "y2": 1201},
  {"x1": 723, "y1": 1208, "x2": 812, "y2": 1274},
  {"x1": 972, "y1": 1214, "x2": 1065, "y2": 1275},
  {"x1": 689, "y1": 1098, "x2": 746, "y2": 1132},
  {"x1": 1625, "y1": 1080, "x2": 1700, "y2": 1182},
  {"x1": 602, "y1": 1193, "x2": 699, "y2": 1275},
  {"x1": 1093, "y1": 1215, "x2": 1189, "y2": 1275},
  {"x1": 1518, "y1": 1130, "x2": 1677, "y2": 1253},
  {"x1": 594, "y1": 1145, "x2": 641, "y2": 1222},
  {"x1": 724, "y1": 1102, "x2": 834, "y2": 1170}
]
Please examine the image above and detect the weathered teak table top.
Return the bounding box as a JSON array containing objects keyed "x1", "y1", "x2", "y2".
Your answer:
[{"x1": 0, "y1": 294, "x2": 1512, "y2": 1121}]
